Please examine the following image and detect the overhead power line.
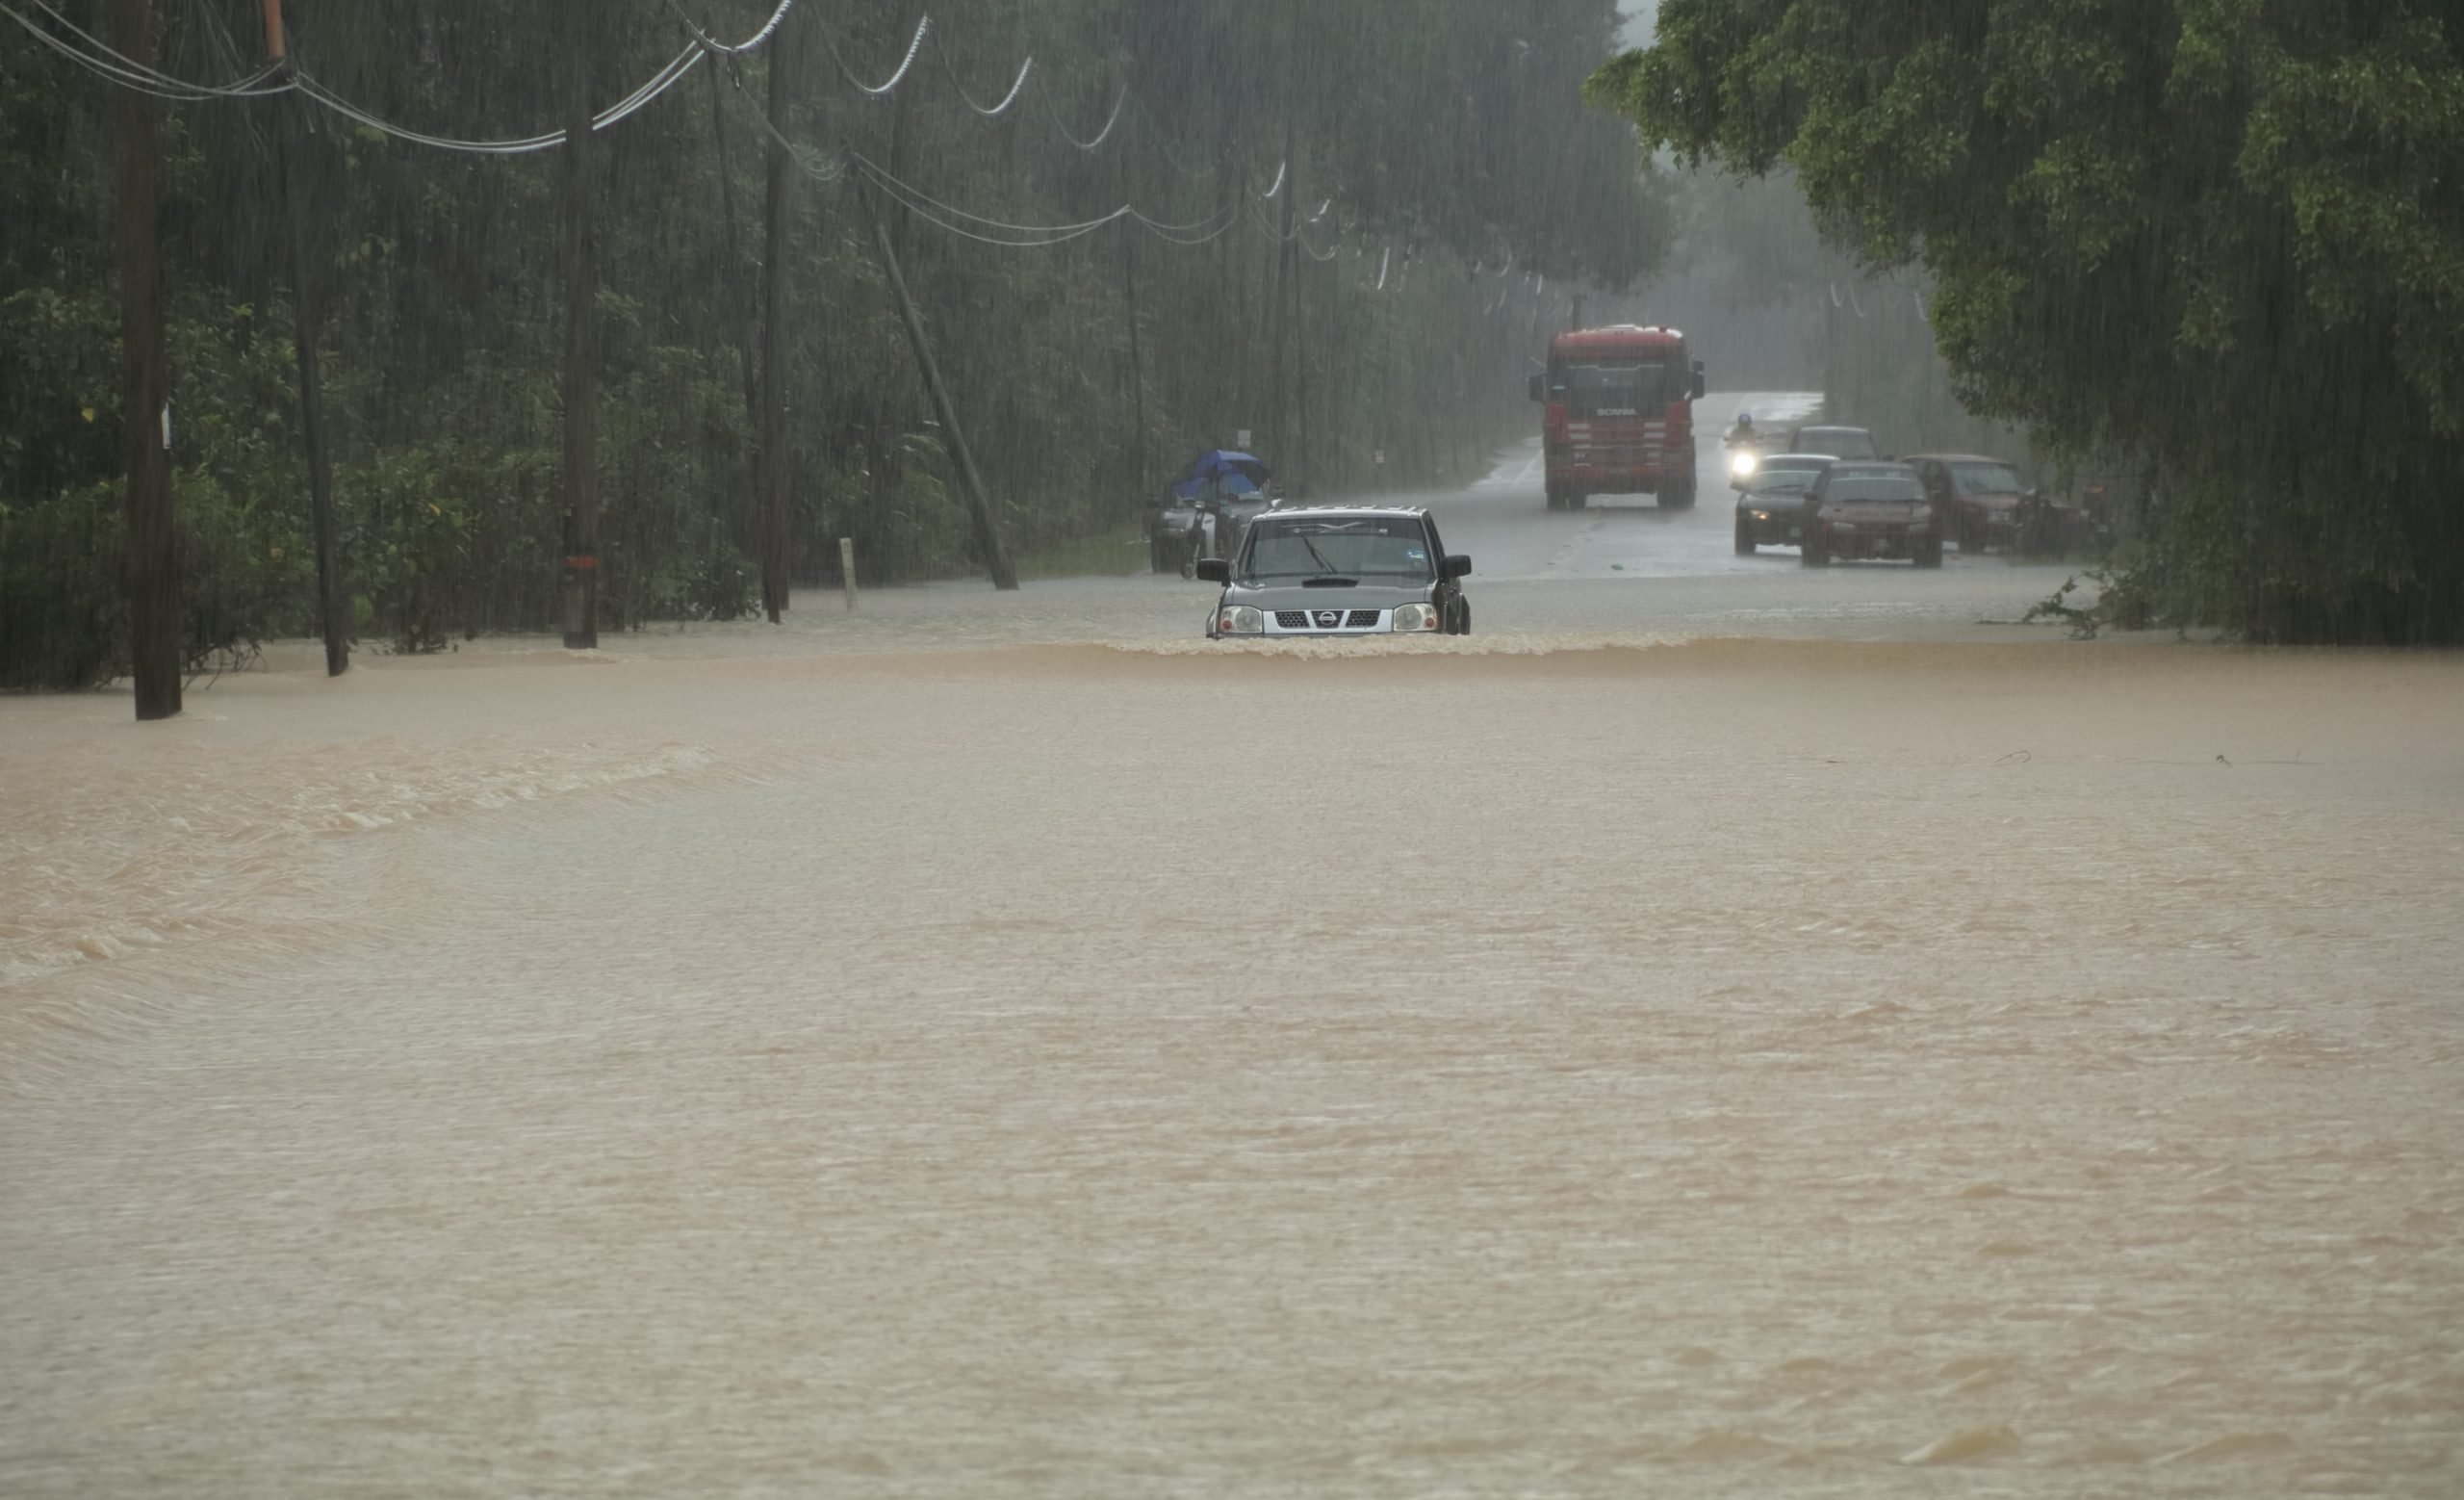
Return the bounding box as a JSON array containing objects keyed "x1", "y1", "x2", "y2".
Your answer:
[
  {"x1": 934, "y1": 29, "x2": 1032, "y2": 116},
  {"x1": 850, "y1": 150, "x2": 1238, "y2": 249},
  {"x1": 821, "y1": 13, "x2": 932, "y2": 97},
  {"x1": 4, "y1": 0, "x2": 292, "y2": 98},
  {"x1": 665, "y1": 0, "x2": 798, "y2": 58},
  {"x1": 293, "y1": 44, "x2": 706, "y2": 156},
  {"x1": 1040, "y1": 75, "x2": 1126, "y2": 151}
]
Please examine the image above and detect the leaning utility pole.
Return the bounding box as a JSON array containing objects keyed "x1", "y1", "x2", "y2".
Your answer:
[
  {"x1": 854, "y1": 171, "x2": 1016, "y2": 591},
  {"x1": 757, "y1": 4, "x2": 802, "y2": 623},
  {"x1": 115, "y1": 0, "x2": 177, "y2": 720},
  {"x1": 263, "y1": 0, "x2": 345, "y2": 676},
  {"x1": 557, "y1": 0, "x2": 600, "y2": 649}
]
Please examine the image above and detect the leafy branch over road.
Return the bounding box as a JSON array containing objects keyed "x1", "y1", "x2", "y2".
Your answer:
[{"x1": 1591, "y1": 1, "x2": 2464, "y2": 643}]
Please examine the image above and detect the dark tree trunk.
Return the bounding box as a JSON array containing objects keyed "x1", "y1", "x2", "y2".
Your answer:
[
  {"x1": 115, "y1": 0, "x2": 177, "y2": 720},
  {"x1": 758, "y1": 8, "x2": 802, "y2": 623},
  {"x1": 278, "y1": 105, "x2": 346, "y2": 677},
  {"x1": 558, "y1": 0, "x2": 600, "y2": 649},
  {"x1": 706, "y1": 65, "x2": 761, "y2": 499}
]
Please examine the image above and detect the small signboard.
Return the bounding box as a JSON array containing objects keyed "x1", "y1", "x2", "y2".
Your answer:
[
  {"x1": 1374, "y1": 449, "x2": 1386, "y2": 466},
  {"x1": 1236, "y1": 428, "x2": 1252, "y2": 450}
]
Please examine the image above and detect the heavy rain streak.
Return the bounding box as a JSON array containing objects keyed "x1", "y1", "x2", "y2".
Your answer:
[{"x1": 4, "y1": 3, "x2": 2461, "y2": 1497}]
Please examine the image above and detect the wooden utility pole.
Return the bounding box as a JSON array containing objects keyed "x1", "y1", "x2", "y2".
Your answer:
[
  {"x1": 558, "y1": 0, "x2": 600, "y2": 649},
  {"x1": 263, "y1": 0, "x2": 345, "y2": 676},
  {"x1": 757, "y1": 6, "x2": 801, "y2": 622},
  {"x1": 856, "y1": 175, "x2": 1016, "y2": 590},
  {"x1": 115, "y1": 0, "x2": 177, "y2": 720}
]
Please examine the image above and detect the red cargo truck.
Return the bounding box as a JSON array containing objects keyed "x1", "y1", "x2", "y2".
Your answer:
[{"x1": 1527, "y1": 325, "x2": 1707, "y2": 511}]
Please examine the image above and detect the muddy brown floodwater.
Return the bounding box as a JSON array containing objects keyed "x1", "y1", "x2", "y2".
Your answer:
[{"x1": 4, "y1": 626, "x2": 2461, "y2": 1499}]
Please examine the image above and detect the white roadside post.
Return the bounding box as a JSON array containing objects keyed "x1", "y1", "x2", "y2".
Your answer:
[{"x1": 840, "y1": 538, "x2": 858, "y2": 612}]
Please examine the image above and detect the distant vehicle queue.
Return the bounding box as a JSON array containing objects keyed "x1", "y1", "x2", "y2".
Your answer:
[
  {"x1": 1727, "y1": 415, "x2": 2106, "y2": 564},
  {"x1": 1144, "y1": 335, "x2": 2113, "y2": 638}
]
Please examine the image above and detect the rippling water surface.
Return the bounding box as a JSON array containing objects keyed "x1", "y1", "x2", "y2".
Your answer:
[{"x1": 5, "y1": 599, "x2": 2461, "y2": 1498}]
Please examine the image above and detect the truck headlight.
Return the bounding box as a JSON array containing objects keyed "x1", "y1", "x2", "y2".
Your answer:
[
  {"x1": 1217, "y1": 606, "x2": 1263, "y2": 635},
  {"x1": 1391, "y1": 603, "x2": 1441, "y2": 633}
]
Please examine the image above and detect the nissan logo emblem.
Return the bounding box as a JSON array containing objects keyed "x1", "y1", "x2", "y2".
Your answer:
[{"x1": 1315, "y1": 610, "x2": 1342, "y2": 629}]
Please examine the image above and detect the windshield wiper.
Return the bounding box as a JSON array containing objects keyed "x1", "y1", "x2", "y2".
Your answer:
[{"x1": 1298, "y1": 535, "x2": 1348, "y2": 579}]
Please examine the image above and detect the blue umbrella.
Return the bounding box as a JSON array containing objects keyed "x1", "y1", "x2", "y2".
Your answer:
[{"x1": 1172, "y1": 450, "x2": 1271, "y2": 502}]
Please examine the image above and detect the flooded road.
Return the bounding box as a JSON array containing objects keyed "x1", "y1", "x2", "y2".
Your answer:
[{"x1": 5, "y1": 427, "x2": 2462, "y2": 1498}]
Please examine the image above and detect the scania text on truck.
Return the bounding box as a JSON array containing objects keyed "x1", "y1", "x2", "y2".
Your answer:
[{"x1": 1527, "y1": 326, "x2": 1707, "y2": 512}]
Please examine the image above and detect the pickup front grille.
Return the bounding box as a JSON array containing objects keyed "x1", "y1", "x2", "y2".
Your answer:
[{"x1": 1272, "y1": 609, "x2": 1385, "y2": 632}]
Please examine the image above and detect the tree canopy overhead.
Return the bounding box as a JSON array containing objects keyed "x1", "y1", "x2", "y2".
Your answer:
[{"x1": 1592, "y1": 0, "x2": 2464, "y2": 643}]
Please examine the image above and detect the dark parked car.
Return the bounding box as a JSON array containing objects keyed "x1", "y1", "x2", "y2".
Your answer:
[
  {"x1": 1788, "y1": 425, "x2": 1880, "y2": 460},
  {"x1": 1147, "y1": 483, "x2": 1272, "y2": 576},
  {"x1": 1733, "y1": 453, "x2": 1835, "y2": 553},
  {"x1": 1801, "y1": 462, "x2": 1943, "y2": 568},
  {"x1": 1905, "y1": 453, "x2": 2036, "y2": 554},
  {"x1": 1195, "y1": 506, "x2": 1472, "y2": 638}
]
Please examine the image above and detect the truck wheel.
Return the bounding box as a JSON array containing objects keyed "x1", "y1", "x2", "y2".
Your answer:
[
  {"x1": 1451, "y1": 600, "x2": 1472, "y2": 635},
  {"x1": 1567, "y1": 489, "x2": 1587, "y2": 512},
  {"x1": 1802, "y1": 534, "x2": 1830, "y2": 568},
  {"x1": 1544, "y1": 481, "x2": 1562, "y2": 512},
  {"x1": 1915, "y1": 536, "x2": 1945, "y2": 569},
  {"x1": 1665, "y1": 483, "x2": 1696, "y2": 512}
]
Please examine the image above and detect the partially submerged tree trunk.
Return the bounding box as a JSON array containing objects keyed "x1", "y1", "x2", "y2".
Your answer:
[
  {"x1": 115, "y1": 0, "x2": 177, "y2": 719},
  {"x1": 757, "y1": 7, "x2": 801, "y2": 623},
  {"x1": 558, "y1": 0, "x2": 599, "y2": 650}
]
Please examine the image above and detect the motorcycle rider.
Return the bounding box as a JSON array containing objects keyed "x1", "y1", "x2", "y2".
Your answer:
[{"x1": 1725, "y1": 412, "x2": 1763, "y2": 483}]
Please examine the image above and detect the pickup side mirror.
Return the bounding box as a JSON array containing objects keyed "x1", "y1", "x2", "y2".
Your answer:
[
  {"x1": 1194, "y1": 558, "x2": 1231, "y2": 584},
  {"x1": 1527, "y1": 373, "x2": 1545, "y2": 403},
  {"x1": 1444, "y1": 555, "x2": 1473, "y2": 579},
  {"x1": 1690, "y1": 364, "x2": 1707, "y2": 401}
]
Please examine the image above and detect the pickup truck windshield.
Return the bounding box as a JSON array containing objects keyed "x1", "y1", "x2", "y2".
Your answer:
[{"x1": 1243, "y1": 518, "x2": 1435, "y2": 582}]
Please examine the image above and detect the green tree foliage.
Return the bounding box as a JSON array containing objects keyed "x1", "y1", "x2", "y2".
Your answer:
[
  {"x1": 2, "y1": 0, "x2": 1661, "y2": 687},
  {"x1": 1591, "y1": 1, "x2": 2464, "y2": 643}
]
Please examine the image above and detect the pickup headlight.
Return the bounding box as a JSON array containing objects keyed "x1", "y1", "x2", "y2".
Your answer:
[
  {"x1": 1217, "y1": 606, "x2": 1264, "y2": 635},
  {"x1": 1391, "y1": 603, "x2": 1441, "y2": 633}
]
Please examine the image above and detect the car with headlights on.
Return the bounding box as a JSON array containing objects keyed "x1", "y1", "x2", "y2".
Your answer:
[
  {"x1": 1801, "y1": 462, "x2": 1943, "y2": 568},
  {"x1": 1733, "y1": 453, "x2": 1835, "y2": 553},
  {"x1": 1194, "y1": 506, "x2": 1472, "y2": 638}
]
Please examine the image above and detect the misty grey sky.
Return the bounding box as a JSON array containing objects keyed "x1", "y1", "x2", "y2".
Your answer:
[{"x1": 1619, "y1": 4, "x2": 1656, "y2": 49}]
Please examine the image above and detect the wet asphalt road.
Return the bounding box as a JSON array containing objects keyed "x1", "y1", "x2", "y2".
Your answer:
[{"x1": 1215, "y1": 390, "x2": 2092, "y2": 643}]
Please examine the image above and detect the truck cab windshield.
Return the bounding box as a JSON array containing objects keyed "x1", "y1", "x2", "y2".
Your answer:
[{"x1": 1552, "y1": 360, "x2": 1679, "y2": 418}]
